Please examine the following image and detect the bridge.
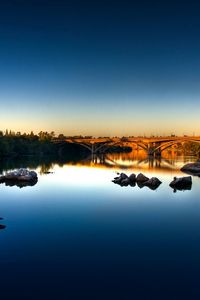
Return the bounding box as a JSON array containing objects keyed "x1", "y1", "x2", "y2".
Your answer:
[{"x1": 53, "y1": 136, "x2": 200, "y2": 157}]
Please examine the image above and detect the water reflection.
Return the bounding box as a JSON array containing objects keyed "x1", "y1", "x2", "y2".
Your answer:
[
  {"x1": 78, "y1": 152, "x2": 197, "y2": 172},
  {"x1": 2, "y1": 179, "x2": 38, "y2": 189},
  {"x1": 0, "y1": 155, "x2": 63, "y2": 174},
  {"x1": 0, "y1": 150, "x2": 198, "y2": 175},
  {"x1": 170, "y1": 185, "x2": 192, "y2": 193}
]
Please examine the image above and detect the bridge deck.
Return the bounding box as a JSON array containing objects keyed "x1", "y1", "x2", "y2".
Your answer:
[
  {"x1": 64, "y1": 136, "x2": 200, "y2": 144},
  {"x1": 53, "y1": 136, "x2": 200, "y2": 156}
]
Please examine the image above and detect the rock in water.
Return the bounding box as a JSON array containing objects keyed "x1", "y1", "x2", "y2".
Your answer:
[
  {"x1": 112, "y1": 173, "x2": 128, "y2": 184},
  {"x1": 120, "y1": 173, "x2": 129, "y2": 180},
  {"x1": 169, "y1": 176, "x2": 192, "y2": 191},
  {"x1": 0, "y1": 169, "x2": 38, "y2": 186},
  {"x1": 129, "y1": 181, "x2": 136, "y2": 187},
  {"x1": 120, "y1": 178, "x2": 130, "y2": 186},
  {"x1": 112, "y1": 178, "x2": 122, "y2": 184},
  {"x1": 137, "y1": 181, "x2": 146, "y2": 189},
  {"x1": 136, "y1": 173, "x2": 149, "y2": 183},
  {"x1": 112, "y1": 172, "x2": 161, "y2": 190},
  {"x1": 143, "y1": 177, "x2": 162, "y2": 190},
  {"x1": 29, "y1": 171, "x2": 38, "y2": 179},
  {"x1": 181, "y1": 162, "x2": 200, "y2": 175},
  {"x1": 129, "y1": 173, "x2": 136, "y2": 183}
]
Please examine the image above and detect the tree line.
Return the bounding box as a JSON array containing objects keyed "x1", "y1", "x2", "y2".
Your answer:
[
  {"x1": 0, "y1": 130, "x2": 94, "y2": 157},
  {"x1": 0, "y1": 130, "x2": 58, "y2": 157}
]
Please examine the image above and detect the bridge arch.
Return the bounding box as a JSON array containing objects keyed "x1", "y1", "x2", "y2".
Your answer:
[
  {"x1": 152, "y1": 139, "x2": 200, "y2": 155},
  {"x1": 53, "y1": 137, "x2": 200, "y2": 157}
]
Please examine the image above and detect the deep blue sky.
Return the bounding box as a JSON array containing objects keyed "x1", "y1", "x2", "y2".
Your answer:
[{"x1": 0, "y1": 0, "x2": 200, "y2": 136}]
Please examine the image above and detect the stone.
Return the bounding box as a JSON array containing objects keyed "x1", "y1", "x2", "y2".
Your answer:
[
  {"x1": 120, "y1": 178, "x2": 130, "y2": 186},
  {"x1": 143, "y1": 177, "x2": 162, "y2": 190},
  {"x1": 169, "y1": 176, "x2": 192, "y2": 191},
  {"x1": 181, "y1": 162, "x2": 200, "y2": 175},
  {"x1": 29, "y1": 171, "x2": 38, "y2": 178},
  {"x1": 129, "y1": 181, "x2": 136, "y2": 187},
  {"x1": 144, "y1": 177, "x2": 162, "y2": 186},
  {"x1": 0, "y1": 169, "x2": 38, "y2": 188},
  {"x1": 137, "y1": 181, "x2": 146, "y2": 189},
  {"x1": 112, "y1": 173, "x2": 128, "y2": 184},
  {"x1": 112, "y1": 177, "x2": 122, "y2": 184},
  {"x1": 136, "y1": 173, "x2": 149, "y2": 183},
  {"x1": 0, "y1": 224, "x2": 6, "y2": 230},
  {"x1": 112, "y1": 173, "x2": 161, "y2": 190},
  {"x1": 112, "y1": 175, "x2": 122, "y2": 184},
  {"x1": 120, "y1": 173, "x2": 129, "y2": 180},
  {"x1": 129, "y1": 173, "x2": 136, "y2": 183}
]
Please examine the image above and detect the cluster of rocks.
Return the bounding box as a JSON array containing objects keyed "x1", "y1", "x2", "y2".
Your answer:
[
  {"x1": 112, "y1": 173, "x2": 162, "y2": 190},
  {"x1": 112, "y1": 172, "x2": 193, "y2": 192},
  {"x1": 0, "y1": 169, "x2": 38, "y2": 188}
]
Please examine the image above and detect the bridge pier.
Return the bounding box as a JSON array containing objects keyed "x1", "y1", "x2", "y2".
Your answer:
[
  {"x1": 154, "y1": 144, "x2": 162, "y2": 157},
  {"x1": 91, "y1": 143, "x2": 106, "y2": 155},
  {"x1": 147, "y1": 142, "x2": 162, "y2": 157},
  {"x1": 80, "y1": 141, "x2": 113, "y2": 155}
]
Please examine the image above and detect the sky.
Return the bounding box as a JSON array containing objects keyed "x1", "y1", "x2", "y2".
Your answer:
[{"x1": 0, "y1": 0, "x2": 200, "y2": 136}]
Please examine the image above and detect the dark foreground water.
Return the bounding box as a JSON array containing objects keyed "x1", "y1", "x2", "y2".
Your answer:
[{"x1": 0, "y1": 154, "x2": 200, "y2": 299}]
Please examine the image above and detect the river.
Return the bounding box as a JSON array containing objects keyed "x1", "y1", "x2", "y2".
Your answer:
[{"x1": 0, "y1": 152, "x2": 200, "y2": 299}]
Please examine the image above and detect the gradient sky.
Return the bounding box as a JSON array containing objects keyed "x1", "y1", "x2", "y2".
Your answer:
[{"x1": 0, "y1": 0, "x2": 200, "y2": 136}]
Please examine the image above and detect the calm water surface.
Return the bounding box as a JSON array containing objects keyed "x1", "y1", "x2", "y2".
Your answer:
[{"x1": 0, "y1": 153, "x2": 200, "y2": 299}]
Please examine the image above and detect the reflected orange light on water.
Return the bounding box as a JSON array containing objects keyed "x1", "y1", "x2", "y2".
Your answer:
[{"x1": 37, "y1": 151, "x2": 197, "y2": 181}]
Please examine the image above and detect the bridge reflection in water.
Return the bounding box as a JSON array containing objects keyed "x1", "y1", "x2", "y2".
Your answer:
[{"x1": 78, "y1": 150, "x2": 197, "y2": 171}]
